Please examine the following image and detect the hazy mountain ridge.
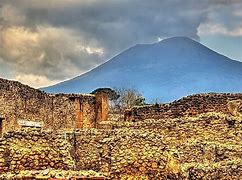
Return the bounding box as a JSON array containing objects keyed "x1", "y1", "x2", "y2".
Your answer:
[{"x1": 42, "y1": 37, "x2": 242, "y2": 102}]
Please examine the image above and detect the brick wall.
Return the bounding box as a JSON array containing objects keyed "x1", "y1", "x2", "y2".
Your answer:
[{"x1": 124, "y1": 93, "x2": 242, "y2": 121}]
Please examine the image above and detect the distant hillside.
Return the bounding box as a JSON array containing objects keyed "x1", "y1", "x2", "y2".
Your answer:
[{"x1": 42, "y1": 37, "x2": 242, "y2": 102}]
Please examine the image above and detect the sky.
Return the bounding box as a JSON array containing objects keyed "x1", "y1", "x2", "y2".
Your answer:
[{"x1": 0, "y1": 0, "x2": 242, "y2": 88}]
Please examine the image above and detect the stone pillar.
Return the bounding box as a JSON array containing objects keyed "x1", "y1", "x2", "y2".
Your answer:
[
  {"x1": 82, "y1": 98, "x2": 96, "y2": 128},
  {"x1": 95, "y1": 92, "x2": 109, "y2": 123},
  {"x1": 74, "y1": 96, "x2": 97, "y2": 129},
  {"x1": 75, "y1": 98, "x2": 83, "y2": 129}
]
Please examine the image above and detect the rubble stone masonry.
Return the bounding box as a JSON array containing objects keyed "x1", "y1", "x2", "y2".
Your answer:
[
  {"x1": 124, "y1": 93, "x2": 242, "y2": 121},
  {"x1": 0, "y1": 78, "x2": 108, "y2": 133},
  {"x1": 1, "y1": 112, "x2": 242, "y2": 179},
  {"x1": 0, "y1": 129, "x2": 74, "y2": 172}
]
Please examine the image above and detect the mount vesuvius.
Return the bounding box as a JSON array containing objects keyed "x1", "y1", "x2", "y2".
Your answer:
[{"x1": 42, "y1": 37, "x2": 242, "y2": 102}]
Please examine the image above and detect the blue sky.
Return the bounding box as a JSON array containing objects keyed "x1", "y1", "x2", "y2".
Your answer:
[{"x1": 0, "y1": 0, "x2": 242, "y2": 87}]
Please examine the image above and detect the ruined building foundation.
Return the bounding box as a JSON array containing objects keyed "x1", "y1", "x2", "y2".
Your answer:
[{"x1": 0, "y1": 78, "x2": 109, "y2": 134}]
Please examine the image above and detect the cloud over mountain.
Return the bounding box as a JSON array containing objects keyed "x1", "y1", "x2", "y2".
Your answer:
[{"x1": 0, "y1": 0, "x2": 242, "y2": 87}]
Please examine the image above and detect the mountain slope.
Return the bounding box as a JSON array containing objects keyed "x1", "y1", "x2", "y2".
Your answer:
[{"x1": 42, "y1": 37, "x2": 242, "y2": 102}]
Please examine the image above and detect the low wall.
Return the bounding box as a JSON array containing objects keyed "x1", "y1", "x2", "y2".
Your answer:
[{"x1": 124, "y1": 93, "x2": 242, "y2": 121}]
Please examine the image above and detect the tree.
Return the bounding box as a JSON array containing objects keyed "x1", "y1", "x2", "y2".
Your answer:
[
  {"x1": 112, "y1": 88, "x2": 145, "y2": 112},
  {"x1": 91, "y1": 87, "x2": 145, "y2": 113},
  {"x1": 91, "y1": 88, "x2": 120, "y2": 101}
]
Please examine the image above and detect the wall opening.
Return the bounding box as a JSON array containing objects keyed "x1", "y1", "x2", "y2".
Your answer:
[{"x1": 0, "y1": 117, "x2": 3, "y2": 137}]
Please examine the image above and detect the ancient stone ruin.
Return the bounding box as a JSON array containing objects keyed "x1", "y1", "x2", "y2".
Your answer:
[
  {"x1": 1, "y1": 112, "x2": 242, "y2": 179},
  {"x1": 1, "y1": 78, "x2": 242, "y2": 179},
  {"x1": 0, "y1": 78, "x2": 109, "y2": 135},
  {"x1": 124, "y1": 93, "x2": 242, "y2": 121}
]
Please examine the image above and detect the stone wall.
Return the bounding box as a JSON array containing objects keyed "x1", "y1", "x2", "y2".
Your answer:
[
  {"x1": 1, "y1": 112, "x2": 242, "y2": 180},
  {"x1": 69, "y1": 129, "x2": 169, "y2": 179},
  {"x1": 0, "y1": 78, "x2": 108, "y2": 134},
  {"x1": 0, "y1": 128, "x2": 105, "y2": 179},
  {"x1": 0, "y1": 128, "x2": 74, "y2": 173},
  {"x1": 124, "y1": 93, "x2": 242, "y2": 121},
  {"x1": 71, "y1": 113, "x2": 242, "y2": 179},
  {"x1": 0, "y1": 128, "x2": 170, "y2": 179},
  {"x1": 78, "y1": 110, "x2": 238, "y2": 179}
]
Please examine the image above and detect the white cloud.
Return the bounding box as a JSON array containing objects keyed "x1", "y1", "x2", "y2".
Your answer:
[
  {"x1": 0, "y1": 25, "x2": 104, "y2": 81},
  {"x1": 198, "y1": 23, "x2": 242, "y2": 37},
  {"x1": 15, "y1": 74, "x2": 58, "y2": 88}
]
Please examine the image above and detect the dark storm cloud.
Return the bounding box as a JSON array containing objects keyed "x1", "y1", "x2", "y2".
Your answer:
[
  {"x1": 0, "y1": 0, "x2": 242, "y2": 87},
  {"x1": 18, "y1": 0, "x2": 206, "y2": 49}
]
